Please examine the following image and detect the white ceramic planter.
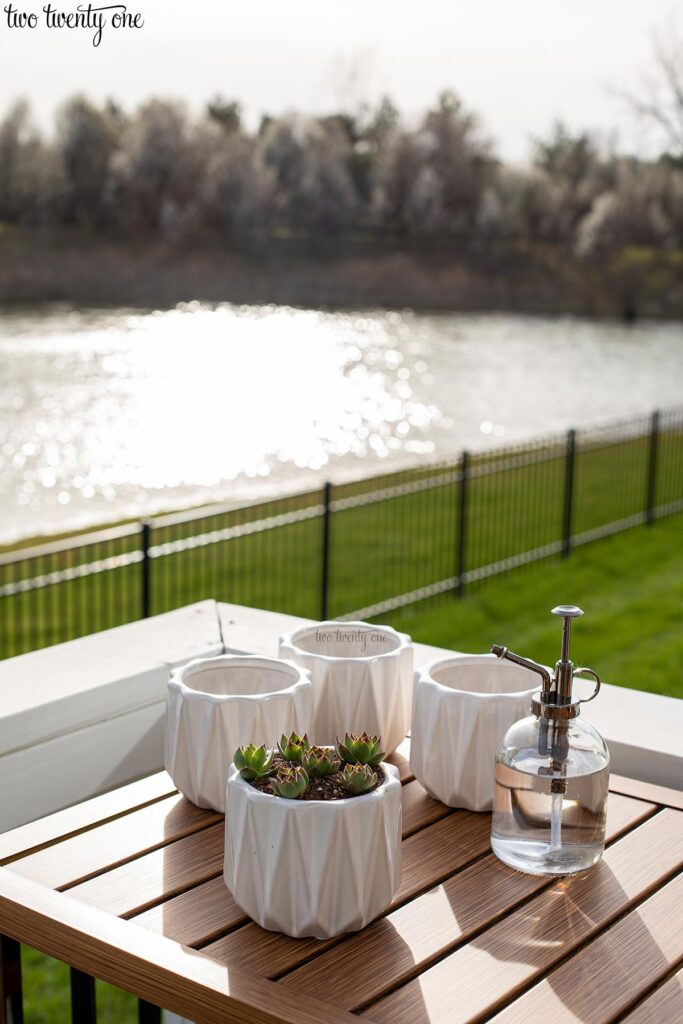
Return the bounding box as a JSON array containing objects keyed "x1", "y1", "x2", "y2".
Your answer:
[
  {"x1": 410, "y1": 654, "x2": 538, "y2": 812},
  {"x1": 278, "y1": 621, "x2": 413, "y2": 753},
  {"x1": 165, "y1": 655, "x2": 312, "y2": 812},
  {"x1": 224, "y1": 759, "x2": 402, "y2": 938}
]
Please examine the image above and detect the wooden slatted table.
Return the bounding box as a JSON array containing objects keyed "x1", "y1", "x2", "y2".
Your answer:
[{"x1": 1, "y1": 742, "x2": 682, "y2": 1024}]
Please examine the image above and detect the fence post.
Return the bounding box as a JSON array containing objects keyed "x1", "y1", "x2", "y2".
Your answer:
[
  {"x1": 137, "y1": 1000, "x2": 162, "y2": 1024},
  {"x1": 141, "y1": 521, "x2": 152, "y2": 619},
  {"x1": 646, "y1": 409, "x2": 660, "y2": 525},
  {"x1": 562, "y1": 429, "x2": 576, "y2": 558},
  {"x1": 1, "y1": 935, "x2": 24, "y2": 1024},
  {"x1": 320, "y1": 482, "x2": 332, "y2": 620},
  {"x1": 70, "y1": 969, "x2": 96, "y2": 1024},
  {"x1": 455, "y1": 451, "x2": 469, "y2": 597}
]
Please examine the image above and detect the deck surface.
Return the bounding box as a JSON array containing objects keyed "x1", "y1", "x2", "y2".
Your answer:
[{"x1": 1, "y1": 743, "x2": 682, "y2": 1024}]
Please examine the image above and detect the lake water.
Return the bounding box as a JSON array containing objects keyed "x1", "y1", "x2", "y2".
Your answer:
[{"x1": 1, "y1": 302, "x2": 682, "y2": 545}]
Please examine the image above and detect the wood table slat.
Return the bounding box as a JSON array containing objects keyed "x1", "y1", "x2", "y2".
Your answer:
[
  {"x1": 272, "y1": 793, "x2": 655, "y2": 1008},
  {"x1": 67, "y1": 823, "x2": 225, "y2": 917},
  {"x1": 0, "y1": 772, "x2": 176, "y2": 864},
  {"x1": 386, "y1": 739, "x2": 413, "y2": 785},
  {"x1": 487, "y1": 875, "x2": 683, "y2": 1024},
  {"x1": 132, "y1": 791, "x2": 470, "y2": 948},
  {"x1": 132, "y1": 876, "x2": 243, "y2": 948},
  {"x1": 608, "y1": 774, "x2": 683, "y2": 811},
  {"x1": 619, "y1": 968, "x2": 683, "y2": 1024},
  {"x1": 362, "y1": 808, "x2": 683, "y2": 1024},
  {"x1": 401, "y1": 779, "x2": 451, "y2": 836},
  {"x1": 8, "y1": 795, "x2": 221, "y2": 890}
]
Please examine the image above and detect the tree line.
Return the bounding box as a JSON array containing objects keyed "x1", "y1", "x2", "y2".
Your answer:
[{"x1": 0, "y1": 88, "x2": 682, "y2": 263}]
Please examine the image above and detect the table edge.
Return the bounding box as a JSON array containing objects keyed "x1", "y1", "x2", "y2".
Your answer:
[{"x1": 0, "y1": 868, "x2": 359, "y2": 1024}]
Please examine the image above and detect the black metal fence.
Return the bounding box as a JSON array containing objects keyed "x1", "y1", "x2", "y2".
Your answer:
[{"x1": 1, "y1": 406, "x2": 682, "y2": 660}]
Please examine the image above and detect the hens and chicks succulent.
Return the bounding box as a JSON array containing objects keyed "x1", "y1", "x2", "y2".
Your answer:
[{"x1": 233, "y1": 732, "x2": 385, "y2": 799}]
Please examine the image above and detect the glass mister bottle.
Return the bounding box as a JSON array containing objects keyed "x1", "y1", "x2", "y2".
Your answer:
[{"x1": 490, "y1": 605, "x2": 609, "y2": 876}]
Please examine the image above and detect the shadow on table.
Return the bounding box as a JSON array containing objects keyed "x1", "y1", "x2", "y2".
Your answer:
[{"x1": 448, "y1": 859, "x2": 675, "y2": 1023}]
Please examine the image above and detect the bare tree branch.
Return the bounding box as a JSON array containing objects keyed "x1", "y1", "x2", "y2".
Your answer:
[{"x1": 617, "y1": 16, "x2": 683, "y2": 154}]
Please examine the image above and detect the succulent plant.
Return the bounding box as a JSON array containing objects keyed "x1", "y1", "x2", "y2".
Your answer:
[
  {"x1": 233, "y1": 744, "x2": 276, "y2": 780},
  {"x1": 270, "y1": 765, "x2": 309, "y2": 799},
  {"x1": 301, "y1": 745, "x2": 339, "y2": 778},
  {"x1": 278, "y1": 732, "x2": 311, "y2": 762},
  {"x1": 335, "y1": 732, "x2": 385, "y2": 767},
  {"x1": 340, "y1": 763, "x2": 378, "y2": 795}
]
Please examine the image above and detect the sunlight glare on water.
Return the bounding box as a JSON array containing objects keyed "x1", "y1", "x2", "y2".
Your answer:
[{"x1": 1, "y1": 301, "x2": 682, "y2": 543}]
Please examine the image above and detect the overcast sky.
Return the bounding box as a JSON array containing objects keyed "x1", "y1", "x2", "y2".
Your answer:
[{"x1": 0, "y1": 0, "x2": 677, "y2": 161}]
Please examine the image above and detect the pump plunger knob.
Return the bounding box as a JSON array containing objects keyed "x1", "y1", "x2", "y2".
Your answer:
[
  {"x1": 552, "y1": 605, "x2": 584, "y2": 695},
  {"x1": 551, "y1": 605, "x2": 584, "y2": 619}
]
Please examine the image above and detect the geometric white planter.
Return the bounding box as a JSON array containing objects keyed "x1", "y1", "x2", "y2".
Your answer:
[
  {"x1": 224, "y1": 759, "x2": 402, "y2": 938},
  {"x1": 165, "y1": 655, "x2": 312, "y2": 812},
  {"x1": 410, "y1": 653, "x2": 538, "y2": 812},
  {"x1": 278, "y1": 621, "x2": 413, "y2": 754}
]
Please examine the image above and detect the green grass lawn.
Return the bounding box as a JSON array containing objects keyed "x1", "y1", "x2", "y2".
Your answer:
[
  {"x1": 20, "y1": 947, "x2": 137, "y2": 1023},
  {"x1": 386, "y1": 512, "x2": 683, "y2": 700}
]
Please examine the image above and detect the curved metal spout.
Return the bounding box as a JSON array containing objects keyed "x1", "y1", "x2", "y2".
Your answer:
[{"x1": 490, "y1": 644, "x2": 552, "y2": 691}]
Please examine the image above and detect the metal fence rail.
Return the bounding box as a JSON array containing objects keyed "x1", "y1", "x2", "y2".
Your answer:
[{"x1": 1, "y1": 406, "x2": 682, "y2": 659}]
